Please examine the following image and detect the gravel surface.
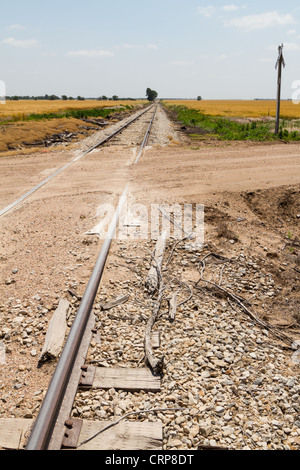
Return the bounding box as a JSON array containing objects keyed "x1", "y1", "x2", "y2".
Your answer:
[
  {"x1": 70, "y1": 239, "x2": 300, "y2": 451},
  {"x1": 73, "y1": 103, "x2": 181, "y2": 157}
]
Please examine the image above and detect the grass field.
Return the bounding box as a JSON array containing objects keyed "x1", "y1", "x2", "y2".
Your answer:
[
  {"x1": 0, "y1": 99, "x2": 145, "y2": 122},
  {"x1": 162, "y1": 100, "x2": 300, "y2": 119}
]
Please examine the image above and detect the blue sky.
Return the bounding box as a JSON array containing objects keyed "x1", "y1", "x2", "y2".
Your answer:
[{"x1": 1, "y1": 0, "x2": 300, "y2": 99}]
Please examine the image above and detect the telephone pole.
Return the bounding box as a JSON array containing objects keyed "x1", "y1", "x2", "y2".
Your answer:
[{"x1": 275, "y1": 44, "x2": 285, "y2": 135}]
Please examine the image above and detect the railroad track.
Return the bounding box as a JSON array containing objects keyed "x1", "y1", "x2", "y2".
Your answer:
[
  {"x1": 1, "y1": 102, "x2": 299, "y2": 453},
  {"x1": 2, "y1": 101, "x2": 169, "y2": 451},
  {"x1": 0, "y1": 103, "x2": 157, "y2": 219}
]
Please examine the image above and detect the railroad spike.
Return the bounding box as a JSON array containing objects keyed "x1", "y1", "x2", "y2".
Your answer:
[{"x1": 64, "y1": 420, "x2": 74, "y2": 429}]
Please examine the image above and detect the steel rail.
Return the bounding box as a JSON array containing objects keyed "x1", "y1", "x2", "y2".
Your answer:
[
  {"x1": 25, "y1": 185, "x2": 128, "y2": 450},
  {"x1": 134, "y1": 103, "x2": 158, "y2": 164},
  {"x1": 25, "y1": 103, "x2": 158, "y2": 450},
  {"x1": 0, "y1": 104, "x2": 154, "y2": 218}
]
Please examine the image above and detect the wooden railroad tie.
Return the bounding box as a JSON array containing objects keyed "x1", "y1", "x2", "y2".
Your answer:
[
  {"x1": 79, "y1": 366, "x2": 161, "y2": 392},
  {"x1": 62, "y1": 419, "x2": 162, "y2": 450}
]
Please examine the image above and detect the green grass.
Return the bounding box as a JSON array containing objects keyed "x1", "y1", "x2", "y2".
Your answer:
[{"x1": 168, "y1": 105, "x2": 300, "y2": 142}]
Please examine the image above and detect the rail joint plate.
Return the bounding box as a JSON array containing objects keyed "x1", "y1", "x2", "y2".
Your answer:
[
  {"x1": 79, "y1": 365, "x2": 96, "y2": 388},
  {"x1": 62, "y1": 419, "x2": 83, "y2": 449}
]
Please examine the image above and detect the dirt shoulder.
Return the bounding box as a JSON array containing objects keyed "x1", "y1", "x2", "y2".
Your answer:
[{"x1": 130, "y1": 141, "x2": 300, "y2": 335}]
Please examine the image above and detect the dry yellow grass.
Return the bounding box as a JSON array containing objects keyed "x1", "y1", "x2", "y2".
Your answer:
[
  {"x1": 0, "y1": 118, "x2": 91, "y2": 152},
  {"x1": 0, "y1": 100, "x2": 145, "y2": 153},
  {"x1": 0, "y1": 99, "x2": 144, "y2": 120},
  {"x1": 163, "y1": 100, "x2": 300, "y2": 119}
]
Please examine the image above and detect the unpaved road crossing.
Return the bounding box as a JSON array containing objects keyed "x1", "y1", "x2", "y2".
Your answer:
[{"x1": 0, "y1": 104, "x2": 299, "y2": 450}]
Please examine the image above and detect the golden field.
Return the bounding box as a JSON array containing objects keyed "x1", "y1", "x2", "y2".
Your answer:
[
  {"x1": 163, "y1": 100, "x2": 300, "y2": 119},
  {"x1": 0, "y1": 99, "x2": 144, "y2": 120}
]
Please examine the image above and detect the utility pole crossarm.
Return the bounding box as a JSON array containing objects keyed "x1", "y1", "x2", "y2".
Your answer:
[{"x1": 275, "y1": 44, "x2": 285, "y2": 70}]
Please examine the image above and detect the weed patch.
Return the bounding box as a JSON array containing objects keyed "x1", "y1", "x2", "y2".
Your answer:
[
  {"x1": 0, "y1": 106, "x2": 133, "y2": 124},
  {"x1": 166, "y1": 105, "x2": 300, "y2": 142}
]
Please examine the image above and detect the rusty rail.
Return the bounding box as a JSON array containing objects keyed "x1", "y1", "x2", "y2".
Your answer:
[
  {"x1": 25, "y1": 186, "x2": 128, "y2": 450},
  {"x1": 25, "y1": 103, "x2": 157, "y2": 450},
  {"x1": 134, "y1": 103, "x2": 158, "y2": 164}
]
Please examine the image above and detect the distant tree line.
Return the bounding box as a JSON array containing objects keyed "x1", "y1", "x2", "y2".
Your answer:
[
  {"x1": 7, "y1": 94, "x2": 68, "y2": 101},
  {"x1": 6, "y1": 94, "x2": 139, "y2": 101}
]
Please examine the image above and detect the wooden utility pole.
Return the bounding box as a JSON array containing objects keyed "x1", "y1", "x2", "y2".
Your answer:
[{"x1": 275, "y1": 44, "x2": 285, "y2": 135}]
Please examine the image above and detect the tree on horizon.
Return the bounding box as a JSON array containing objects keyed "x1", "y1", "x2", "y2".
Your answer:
[{"x1": 146, "y1": 88, "x2": 158, "y2": 101}]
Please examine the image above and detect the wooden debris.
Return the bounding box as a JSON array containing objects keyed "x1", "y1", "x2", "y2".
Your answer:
[
  {"x1": 38, "y1": 299, "x2": 70, "y2": 364},
  {"x1": 151, "y1": 331, "x2": 161, "y2": 348},
  {"x1": 195, "y1": 253, "x2": 295, "y2": 349},
  {"x1": 99, "y1": 294, "x2": 130, "y2": 311},
  {"x1": 82, "y1": 118, "x2": 108, "y2": 127},
  {"x1": 67, "y1": 288, "x2": 82, "y2": 300},
  {"x1": 0, "y1": 341, "x2": 6, "y2": 365},
  {"x1": 22, "y1": 130, "x2": 78, "y2": 148},
  {"x1": 168, "y1": 293, "x2": 177, "y2": 321},
  {"x1": 146, "y1": 231, "x2": 167, "y2": 295},
  {"x1": 144, "y1": 232, "x2": 168, "y2": 374},
  {"x1": 144, "y1": 294, "x2": 164, "y2": 375},
  {"x1": 197, "y1": 444, "x2": 228, "y2": 451}
]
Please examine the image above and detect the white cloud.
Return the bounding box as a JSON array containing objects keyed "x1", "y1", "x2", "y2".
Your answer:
[
  {"x1": 198, "y1": 4, "x2": 246, "y2": 18},
  {"x1": 7, "y1": 24, "x2": 26, "y2": 30},
  {"x1": 197, "y1": 6, "x2": 216, "y2": 18},
  {"x1": 259, "y1": 58, "x2": 274, "y2": 63},
  {"x1": 283, "y1": 42, "x2": 300, "y2": 51},
  {"x1": 41, "y1": 52, "x2": 57, "y2": 57},
  {"x1": 216, "y1": 54, "x2": 229, "y2": 60},
  {"x1": 2, "y1": 37, "x2": 38, "y2": 47},
  {"x1": 122, "y1": 43, "x2": 142, "y2": 49},
  {"x1": 222, "y1": 5, "x2": 240, "y2": 12},
  {"x1": 225, "y1": 11, "x2": 295, "y2": 31},
  {"x1": 169, "y1": 60, "x2": 193, "y2": 66},
  {"x1": 116, "y1": 43, "x2": 158, "y2": 50},
  {"x1": 66, "y1": 49, "x2": 114, "y2": 58}
]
